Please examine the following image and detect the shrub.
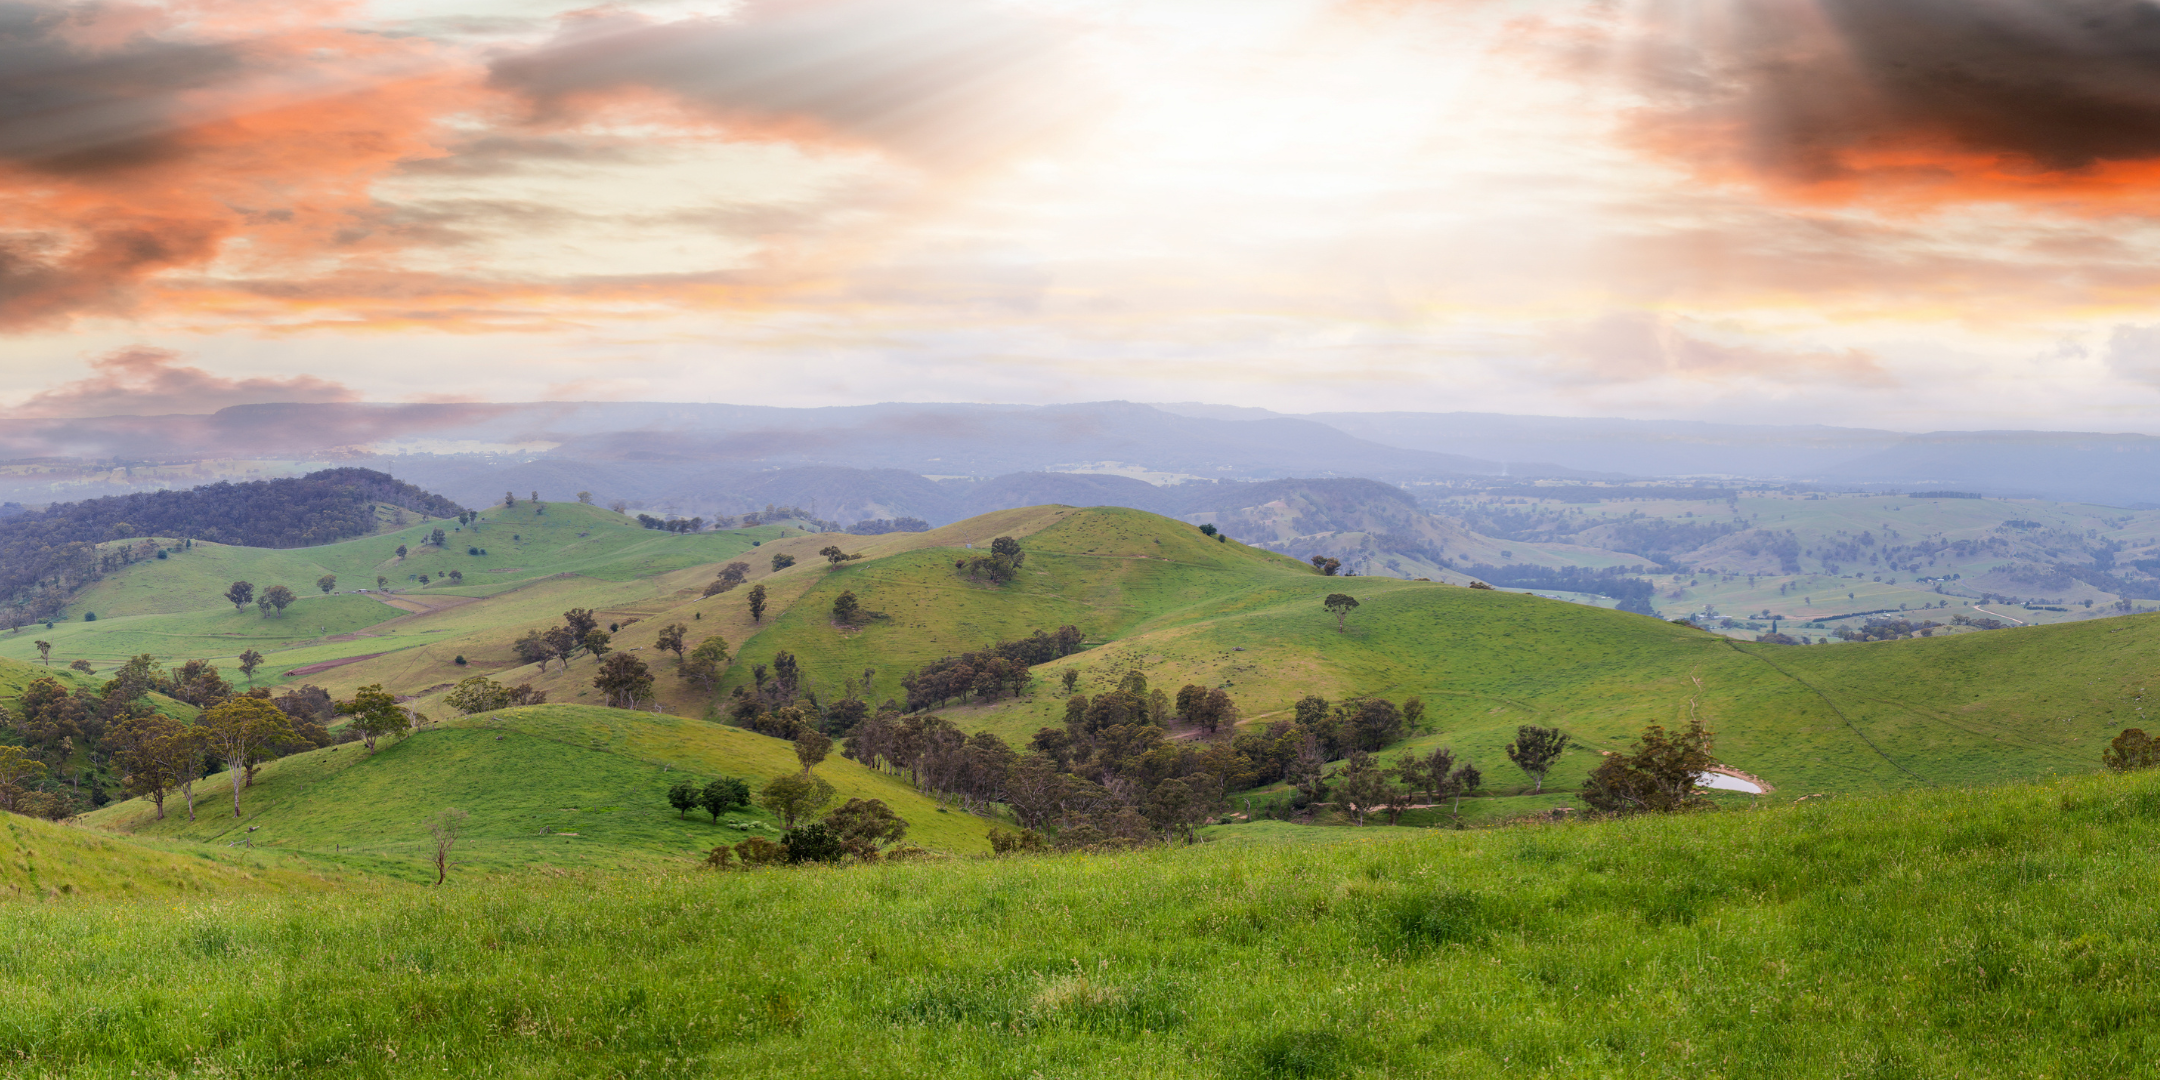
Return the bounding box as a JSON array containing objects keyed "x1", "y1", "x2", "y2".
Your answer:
[
  {"x1": 2104, "y1": 728, "x2": 2160, "y2": 772},
  {"x1": 733, "y1": 836, "x2": 786, "y2": 866}
]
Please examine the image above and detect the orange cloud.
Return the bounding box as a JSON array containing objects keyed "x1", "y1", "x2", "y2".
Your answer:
[
  {"x1": 1569, "y1": 0, "x2": 2160, "y2": 211},
  {"x1": 7, "y1": 345, "x2": 356, "y2": 417},
  {"x1": 0, "y1": 0, "x2": 482, "y2": 329}
]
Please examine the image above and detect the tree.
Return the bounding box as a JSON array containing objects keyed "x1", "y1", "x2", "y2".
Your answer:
[
  {"x1": 513, "y1": 629, "x2": 552, "y2": 671},
  {"x1": 832, "y1": 591, "x2": 861, "y2": 625},
  {"x1": 444, "y1": 675, "x2": 512, "y2": 715},
  {"x1": 105, "y1": 713, "x2": 185, "y2": 820},
  {"x1": 2104, "y1": 728, "x2": 2160, "y2": 772},
  {"x1": 225, "y1": 581, "x2": 255, "y2": 611},
  {"x1": 594, "y1": 652, "x2": 652, "y2": 708},
  {"x1": 781, "y1": 822, "x2": 848, "y2": 864},
  {"x1": 0, "y1": 745, "x2": 48, "y2": 815},
  {"x1": 1581, "y1": 720, "x2": 1716, "y2": 814},
  {"x1": 1288, "y1": 729, "x2": 1328, "y2": 807},
  {"x1": 705, "y1": 562, "x2": 751, "y2": 596},
  {"x1": 236, "y1": 649, "x2": 264, "y2": 687},
  {"x1": 1505, "y1": 725, "x2": 1571, "y2": 793},
  {"x1": 32, "y1": 639, "x2": 49, "y2": 666},
  {"x1": 376, "y1": 575, "x2": 388, "y2": 590},
  {"x1": 563, "y1": 608, "x2": 599, "y2": 640},
  {"x1": 257, "y1": 584, "x2": 296, "y2": 618},
  {"x1": 198, "y1": 696, "x2": 297, "y2": 817},
  {"x1": 504, "y1": 491, "x2": 516, "y2": 508},
  {"x1": 1060, "y1": 669, "x2": 1080, "y2": 694},
  {"x1": 1198, "y1": 523, "x2": 1217, "y2": 537},
  {"x1": 426, "y1": 808, "x2": 468, "y2": 886},
  {"x1": 668, "y1": 779, "x2": 700, "y2": 818},
  {"x1": 819, "y1": 545, "x2": 863, "y2": 568},
  {"x1": 582, "y1": 627, "x2": 613, "y2": 660},
  {"x1": 681, "y1": 636, "x2": 730, "y2": 693},
  {"x1": 1333, "y1": 752, "x2": 1399, "y2": 826},
  {"x1": 577, "y1": 491, "x2": 594, "y2": 504},
  {"x1": 825, "y1": 797, "x2": 907, "y2": 857},
  {"x1": 335, "y1": 684, "x2": 411, "y2": 751},
  {"x1": 316, "y1": 574, "x2": 336, "y2": 595},
  {"x1": 429, "y1": 528, "x2": 447, "y2": 547},
  {"x1": 655, "y1": 622, "x2": 688, "y2": 662},
  {"x1": 758, "y1": 773, "x2": 836, "y2": 829},
  {"x1": 700, "y1": 776, "x2": 751, "y2": 822},
  {"x1": 1324, "y1": 592, "x2": 1359, "y2": 632},
  {"x1": 396, "y1": 545, "x2": 408, "y2": 559},
  {"x1": 747, "y1": 583, "x2": 768, "y2": 623},
  {"x1": 770, "y1": 553, "x2": 796, "y2": 572},
  {"x1": 793, "y1": 729, "x2": 833, "y2": 774},
  {"x1": 1310, "y1": 555, "x2": 1342, "y2": 576}
]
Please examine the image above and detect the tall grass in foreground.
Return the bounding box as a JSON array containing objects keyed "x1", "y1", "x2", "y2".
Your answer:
[{"x1": 5, "y1": 772, "x2": 2159, "y2": 1078}]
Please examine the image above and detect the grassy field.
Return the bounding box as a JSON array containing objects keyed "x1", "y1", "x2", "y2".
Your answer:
[
  {"x1": 82, "y1": 704, "x2": 993, "y2": 876},
  {"x1": 2, "y1": 768, "x2": 2154, "y2": 1076}
]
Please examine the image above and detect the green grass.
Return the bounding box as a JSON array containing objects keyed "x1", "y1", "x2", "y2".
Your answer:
[
  {"x1": 0, "y1": 813, "x2": 364, "y2": 902},
  {"x1": 7, "y1": 768, "x2": 2159, "y2": 1076},
  {"x1": 82, "y1": 704, "x2": 992, "y2": 876}
]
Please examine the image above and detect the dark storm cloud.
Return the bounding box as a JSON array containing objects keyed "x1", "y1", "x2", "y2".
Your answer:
[
  {"x1": 0, "y1": 1, "x2": 245, "y2": 171},
  {"x1": 1627, "y1": 0, "x2": 2160, "y2": 186},
  {"x1": 487, "y1": 0, "x2": 1087, "y2": 167}
]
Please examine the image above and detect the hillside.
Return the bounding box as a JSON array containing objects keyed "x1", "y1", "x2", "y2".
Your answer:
[
  {"x1": 0, "y1": 468, "x2": 465, "y2": 624},
  {"x1": 15, "y1": 769, "x2": 2160, "y2": 1076},
  {"x1": 83, "y1": 704, "x2": 993, "y2": 875}
]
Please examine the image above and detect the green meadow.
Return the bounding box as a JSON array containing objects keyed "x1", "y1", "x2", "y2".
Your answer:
[{"x1": 3, "y1": 769, "x2": 2156, "y2": 1077}]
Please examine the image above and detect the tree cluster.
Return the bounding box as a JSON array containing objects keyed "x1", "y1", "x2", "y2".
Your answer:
[
  {"x1": 956, "y1": 535, "x2": 1025, "y2": 584},
  {"x1": 847, "y1": 518, "x2": 930, "y2": 535},
  {"x1": 1580, "y1": 720, "x2": 1717, "y2": 814},
  {"x1": 442, "y1": 675, "x2": 549, "y2": 714},
  {"x1": 897, "y1": 626, "x2": 1084, "y2": 711},
  {"x1": 636, "y1": 514, "x2": 706, "y2": 533},
  {"x1": 702, "y1": 561, "x2": 751, "y2": 597},
  {"x1": 510, "y1": 608, "x2": 608, "y2": 672}
]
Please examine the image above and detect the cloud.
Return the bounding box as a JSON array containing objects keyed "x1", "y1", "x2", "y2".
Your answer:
[
  {"x1": 1598, "y1": 0, "x2": 2160, "y2": 205},
  {"x1": 1547, "y1": 312, "x2": 1893, "y2": 387},
  {"x1": 2105, "y1": 323, "x2": 2160, "y2": 385},
  {"x1": 487, "y1": 0, "x2": 1089, "y2": 168},
  {"x1": 6, "y1": 345, "x2": 357, "y2": 417},
  {"x1": 0, "y1": 0, "x2": 474, "y2": 329}
]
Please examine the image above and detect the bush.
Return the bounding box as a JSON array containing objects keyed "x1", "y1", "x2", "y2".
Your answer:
[
  {"x1": 2104, "y1": 728, "x2": 2160, "y2": 772},
  {"x1": 782, "y1": 823, "x2": 847, "y2": 864},
  {"x1": 733, "y1": 836, "x2": 786, "y2": 866}
]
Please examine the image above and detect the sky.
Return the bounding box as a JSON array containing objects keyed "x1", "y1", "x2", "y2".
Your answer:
[{"x1": 5, "y1": 0, "x2": 2160, "y2": 432}]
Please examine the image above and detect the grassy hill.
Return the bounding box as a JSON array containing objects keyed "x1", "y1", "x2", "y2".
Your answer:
[
  {"x1": 0, "y1": 812, "x2": 363, "y2": 901},
  {"x1": 688, "y1": 506, "x2": 2158, "y2": 802},
  {"x1": 11, "y1": 768, "x2": 2159, "y2": 1076},
  {"x1": 82, "y1": 704, "x2": 993, "y2": 876}
]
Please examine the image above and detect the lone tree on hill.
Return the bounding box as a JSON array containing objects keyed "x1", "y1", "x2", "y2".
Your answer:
[
  {"x1": 832, "y1": 590, "x2": 861, "y2": 625},
  {"x1": 793, "y1": 729, "x2": 832, "y2": 774},
  {"x1": 655, "y1": 622, "x2": 688, "y2": 662},
  {"x1": 1324, "y1": 592, "x2": 1359, "y2": 632},
  {"x1": 316, "y1": 574, "x2": 336, "y2": 595},
  {"x1": 33, "y1": 640, "x2": 49, "y2": 665},
  {"x1": 594, "y1": 652, "x2": 652, "y2": 708},
  {"x1": 335, "y1": 684, "x2": 411, "y2": 751},
  {"x1": 237, "y1": 649, "x2": 264, "y2": 686},
  {"x1": 376, "y1": 576, "x2": 388, "y2": 590},
  {"x1": 396, "y1": 544, "x2": 407, "y2": 559},
  {"x1": 770, "y1": 553, "x2": 796, "y2": 572},
  {"x1": 819, "y1": 545, "x2": 863, "y2": 568},
  {"x1": 668, "y1": 779, "x2": 700, "y2": 818},
  {"x1": 680, "y1": 636, "x2": 730, "y2": 692},
  {"x1": 700, "y1": 776, "x2": 751, "y2": 822},
  {"x1": 426, "y1": 808, "x2": 468, "y2": 886},
  {"x1": 1505, "y1": 725, "x2": 1571, "y2": 793},
  {"x1": 257, "y1": 584, "x2": 296, "y2": 618},
  {"x1": 758, "y1": 773, "x2": 835, "y2": 830},
  {"x1": 747, "y1": 583, "x2": 769, "y2": 623},
  {"x1": 1310, "y1": 555, "x2": 1342, "y2": 576},
  {"x1": 1198, "y1": 523, "x2": 1217, "y2": 536},
  {"x1": 705, "y1": 561, "x2": 751, "y2": 596},
  {"x1": 198, "y1": 696, "x2": 297, "y2": 817},
  {"x1": 225, "y1": 581, "x2": 254, "y2": 611}
]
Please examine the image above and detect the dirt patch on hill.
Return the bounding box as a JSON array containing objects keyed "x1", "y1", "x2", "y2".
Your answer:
[
  {"x1": 284, "y1": 653, "x2": 388, "y2": 677},
  {"x1": 374, "y1": 594, "x2": 480, "y2": 615}
]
